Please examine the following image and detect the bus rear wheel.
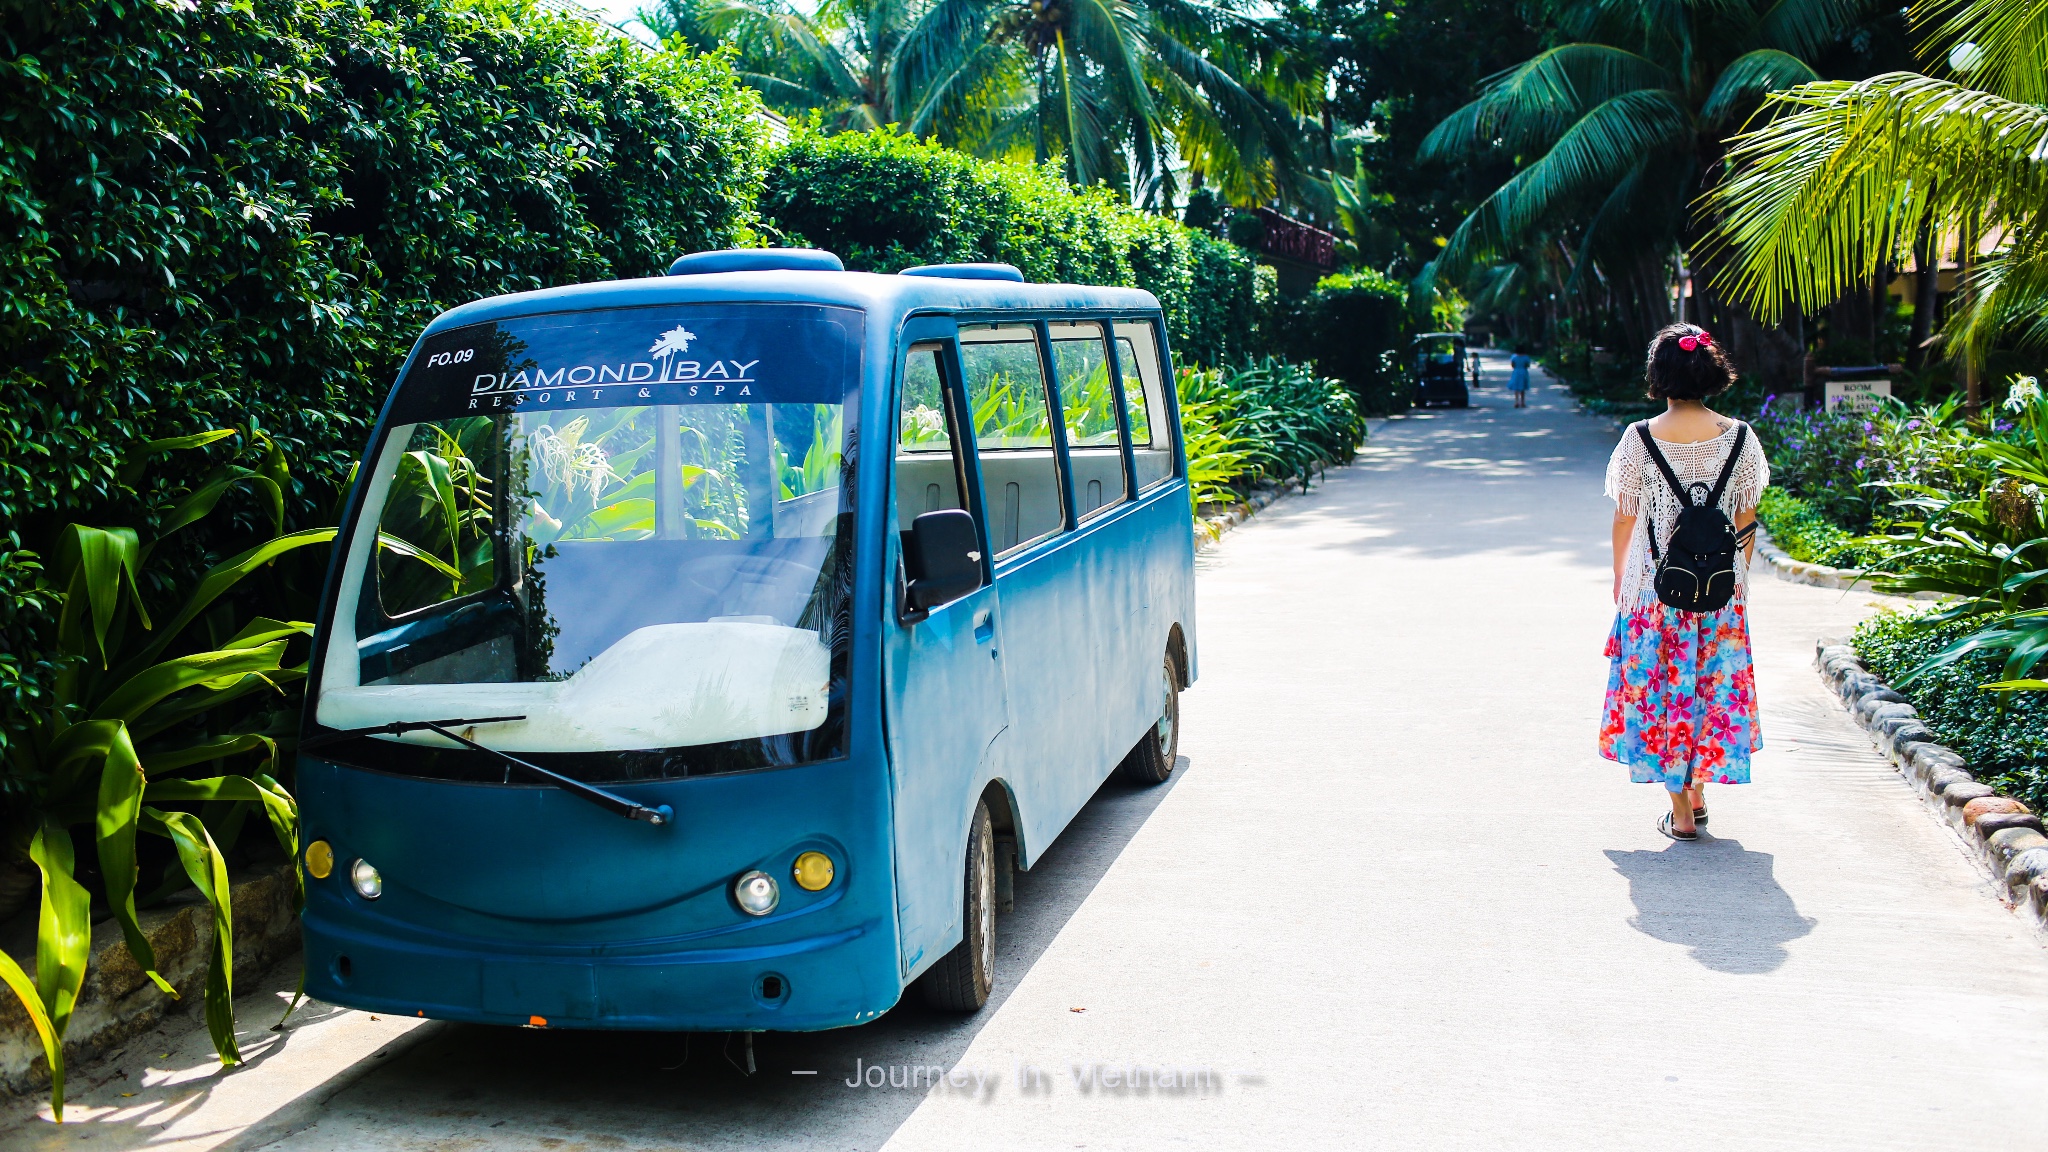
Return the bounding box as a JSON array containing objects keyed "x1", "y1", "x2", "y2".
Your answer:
[
  {"x1": 919, "y1": 800, "x2": 994, "y2": 1011},
  {"x1": 1118, "y1": 651, "x2": 1180, "y2": 785}
]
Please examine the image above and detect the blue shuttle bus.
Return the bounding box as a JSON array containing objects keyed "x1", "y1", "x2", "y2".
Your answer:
[{"x1": 297, "y1": 248, "x2": 1197, "y2": 1029}]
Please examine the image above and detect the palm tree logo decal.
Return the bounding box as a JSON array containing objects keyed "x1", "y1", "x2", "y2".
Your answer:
[{"x1": 648, "y1": 325, "x2": 696, "y2": 374}]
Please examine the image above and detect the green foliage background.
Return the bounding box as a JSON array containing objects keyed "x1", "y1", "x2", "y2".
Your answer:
[
  {"x1": 757, "y1": 126, "x2": 1260, "y2": 368},
  {"x1": 0, "y1": 0, "x2": 767, "y2": 763}
]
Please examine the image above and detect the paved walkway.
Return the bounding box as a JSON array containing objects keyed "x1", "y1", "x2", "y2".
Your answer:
[{"x1": 7, "y1": 356, "x2": 2047, "y2": 1150}]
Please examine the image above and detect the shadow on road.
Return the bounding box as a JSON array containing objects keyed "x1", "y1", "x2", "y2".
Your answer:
[
  {"x1": 202, "y1": 760, "x2": 1191, "y2": 1152},
  {"x1": 1603, "y1": 839, "x2": 1817, "y2": 974}
]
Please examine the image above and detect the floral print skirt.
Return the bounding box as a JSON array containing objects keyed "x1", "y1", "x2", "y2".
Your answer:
[{"x1": 1600, "y1": 601, "x2": 1761, "y2": 788}]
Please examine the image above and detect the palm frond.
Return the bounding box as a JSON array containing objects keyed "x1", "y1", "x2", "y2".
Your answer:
[
  {"x1": 1419, "y1": 44, "x2": 1673, "y2": 164},
  {"x1": 1920, "y1": 0, "x2": 2048, "y2": 106},
  {"x1": 1700, "y1": 48, "x2": 1820, "y2": 126},
  {"x1": 1440, "y1": 88, "x2": 1692, "y2": 276},
  {"x1": 1708, "y1": 72, "x2": 2048, "y2": 320},
  {"x1": 890, "y1": 0, "x2": 1005, "y2": 129},
  {"x1": 1145, "y1": 21, "x2": 1302, "y2": 197}
]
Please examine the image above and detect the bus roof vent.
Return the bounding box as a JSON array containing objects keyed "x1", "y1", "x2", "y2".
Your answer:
[
  {"x1": 667, "y1": 248, "x2": 844, "y2": 276},
  {"x1": 899, "y1": 263, "x2": 1025, "y2": 282}
]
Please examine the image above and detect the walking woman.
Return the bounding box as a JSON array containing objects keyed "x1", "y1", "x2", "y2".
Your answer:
[
  {"x1": 1508, "y1": 346, "x2": 1532, "y2": 407},
  {"x1": 1600, "y1": 324, "x2": 1769, "y2": 840}
]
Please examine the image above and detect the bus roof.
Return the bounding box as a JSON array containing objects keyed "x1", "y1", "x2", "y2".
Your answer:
[{"x1": 421, "y1": 269, "x2": 1164, "y2": 340}]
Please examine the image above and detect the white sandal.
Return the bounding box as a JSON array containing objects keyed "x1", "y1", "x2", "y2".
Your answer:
[{"x1": 1658, "y1": 812, "x2": 1699, "y2": 841}]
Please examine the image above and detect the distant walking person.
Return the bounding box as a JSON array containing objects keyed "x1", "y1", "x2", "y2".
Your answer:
[
  {"x1": 1599, "y1": 324, "x2": 1769, "y2": 841},
  {"x1": 1508, "y1": 347, "x2": 1532, "y2": 407}
]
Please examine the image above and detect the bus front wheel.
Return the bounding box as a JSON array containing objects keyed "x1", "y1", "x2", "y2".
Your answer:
[
  {"x1": 919, "y1": 800, "x2": 995, "y2": 1011},
  {"x1": 1118, "y1": 652, "x2": 1180, "y2": 785}
]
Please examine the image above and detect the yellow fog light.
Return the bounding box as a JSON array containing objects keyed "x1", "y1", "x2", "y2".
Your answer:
[
  {"x1": 306, "y1": 840, "x2": 334, "y2": 880},
  {"x1": 792, "y1": 851, "x2": 835, "y2": 892}
]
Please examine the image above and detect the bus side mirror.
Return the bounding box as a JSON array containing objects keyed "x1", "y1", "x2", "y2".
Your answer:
[{"x1": 905, "y1": 509, "x2": 982, "y2": 611}]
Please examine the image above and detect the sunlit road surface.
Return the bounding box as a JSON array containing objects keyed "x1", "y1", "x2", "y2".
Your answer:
[{"x1": 7, "y1": 356, "x2": 2048, "y2": 1151}]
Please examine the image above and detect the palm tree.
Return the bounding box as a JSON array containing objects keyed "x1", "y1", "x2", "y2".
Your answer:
[
  {"x1": 1419, "y1": 0, "x2": 1873, "y2": 351},
  {"x1": 1708, "y1": 0, "x2": 2048, "y2": 402},
  {"x1": 887, "y1": 0, "x2": 1317, "y2": 208},
  {"x1": 641, "y1": 0, "x2": 917, "y2": 131}
]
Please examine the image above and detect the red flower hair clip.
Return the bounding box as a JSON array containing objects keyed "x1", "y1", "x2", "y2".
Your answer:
[{"x1": 1677, "y1": 331, "x2": 1714, "y2": 352}]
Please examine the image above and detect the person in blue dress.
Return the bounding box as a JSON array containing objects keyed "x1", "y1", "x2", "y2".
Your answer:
[{"x1": 1508, "y1": 346, "x2": 1532, "y2": 407}]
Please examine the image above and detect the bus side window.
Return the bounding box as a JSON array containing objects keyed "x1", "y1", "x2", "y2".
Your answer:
[
  {"x1": 1048, "y1": 320, "x2": 1127, "y2": 519},
  {"x1": 1114, "y1": 320, "x2": 1175, "y2": 491},
  {"x1": 896, "y1": 344, "x2": 968, "y2": 533},
  {"x1": 960, "y1": 323, "x2": 1066, "y2": 556}
]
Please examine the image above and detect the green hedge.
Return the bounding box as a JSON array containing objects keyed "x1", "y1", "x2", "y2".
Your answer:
[
  {"x1": 0, "y1": 0, "x2": 765, "y2": 757},
  {"x1": 1265, "y1": 269, "x2": 1410, "y2": 416},
  {"x1": 1756, "y1": 488, "x2": 1874, "y2": 569},
  {"x1": 1854, "y1": 610, "x2": 2048, "y2": 813},
  {"x1": 758, "y1": 127, "x2": 1258, "y2": 368}
]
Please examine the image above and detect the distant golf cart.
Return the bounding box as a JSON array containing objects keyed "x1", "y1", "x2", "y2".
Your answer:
[{"x1": 1412, "y1": 332, "x2": 1471, "y2": 408}]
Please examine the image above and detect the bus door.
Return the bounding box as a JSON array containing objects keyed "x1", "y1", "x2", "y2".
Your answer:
[
  {"x1": 884, "y1": 326, "x2": 1011, "y2": 976},
  {"x1": 955, "y1": 321, "x2": 1091, "y2": 858}
]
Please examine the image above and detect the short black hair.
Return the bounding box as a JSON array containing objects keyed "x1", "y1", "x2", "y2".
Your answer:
[{"x1": 1644, "y1": 323, "x2": 1735, "y2": 401}]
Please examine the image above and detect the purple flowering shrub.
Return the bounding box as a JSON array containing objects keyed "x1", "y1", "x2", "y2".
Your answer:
[
  {"x1": 1748, "y1": 398, "x2": 1891, "y2": 532},
  {"x1": 1749, "y1": 397, "x2": 1987, "y2": 537}
]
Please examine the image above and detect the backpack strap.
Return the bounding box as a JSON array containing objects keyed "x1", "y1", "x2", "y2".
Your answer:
[
  {"x1": 1634, "y1": 422, "x2": 1688, "y2": 503},
  {"x1": 1632, "y1": 423, "x2": 1680, "y2": 562},
  {"x1": 1705, "y1": 424, "x2": 1749, "y2": 509}
]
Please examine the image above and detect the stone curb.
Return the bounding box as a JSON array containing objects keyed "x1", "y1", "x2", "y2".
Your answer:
[
  {"x1": 0, "y1": 863, "x2": 302, "y2": 1096},
  {"x1": 1760, "y1": 527, "x2": 1945, "y2": 601},
  {"x1": 1813, "y1": 640, "x2": 2048, "y2": 928},
  {"x1": 1196, "y1": 477, "x2": 1304, "y2": 548}
]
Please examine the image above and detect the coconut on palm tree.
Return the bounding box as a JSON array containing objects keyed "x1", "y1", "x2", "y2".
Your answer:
[
  {"x1": 1420, "y1": 0, "x2": 1876, "y2": 355},
  {"x1": 1708, "y1": 0, "x2": 2048, "y2": 403}
]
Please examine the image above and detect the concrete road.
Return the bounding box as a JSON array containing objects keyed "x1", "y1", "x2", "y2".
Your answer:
[{"x1": 7, "y1": 358, "x2": 2046, "y2": 1150}]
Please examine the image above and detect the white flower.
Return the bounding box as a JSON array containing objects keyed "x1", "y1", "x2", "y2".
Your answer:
[
  {"x1": 528, "y1": 418, "x2": 616, "y2": 500},
  {"x1": 909, "y1": 405, "x2": 945, "y2": 437},
  {"x1": 2004, "y1": 376, "x2": 2041, "y2": 412}
]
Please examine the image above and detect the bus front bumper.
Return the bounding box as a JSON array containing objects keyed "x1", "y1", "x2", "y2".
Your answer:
[{"x1": 301, "y1": 913, "x2": 903, "y2": 1032}]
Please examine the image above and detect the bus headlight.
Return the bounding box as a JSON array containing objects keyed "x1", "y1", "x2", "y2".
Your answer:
[
  {"x1": 350, "y1": 859, "x2": 383, "y2": 900},
  {"x1": 734, "y1": 870, "x2": 779, "y2": 916},
  {"x1": 792, "y1": 851, "x2": 834, "y2": 891}
]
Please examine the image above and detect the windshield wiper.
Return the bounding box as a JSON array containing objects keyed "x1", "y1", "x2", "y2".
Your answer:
[{"x1": 305, "y1": 716, "x2": 674, "y2": 827}]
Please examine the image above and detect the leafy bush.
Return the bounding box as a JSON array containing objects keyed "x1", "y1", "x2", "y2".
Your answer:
[
  {"x1": 1, "y1": 432, "x2": 327, "y2": 1119},
  {"x1": 1756, "y1": 488, "x2": 1874, "y2": 568},
  {"x1": 756, "y1": 126, "x2": 1257, "y2": 367},
  {"x1": 1855, "y1": 609, "x2": 2048, "y2": 813},
  {"x1": 1264, "y1": 270, "x2": 1411, "y2": 416},
  {"x1": 1860, "y1": 382, "x2": 2048, "y2": 696},
  {"x1": 1176, "y1": 359, "x2": 1364, "y2": 513},
  {"x1": 0, "y1": 0, "x2": 766, "y2": 761}
]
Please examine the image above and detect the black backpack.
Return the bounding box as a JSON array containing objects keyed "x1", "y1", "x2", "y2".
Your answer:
[{"x1": 1636, "y1": 423, "x2": 1757, "y2": 614}]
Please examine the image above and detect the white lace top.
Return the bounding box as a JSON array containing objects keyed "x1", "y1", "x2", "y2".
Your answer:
[{"x1": 1605, "y1": 421, "x2": 1771, "y2": 612}]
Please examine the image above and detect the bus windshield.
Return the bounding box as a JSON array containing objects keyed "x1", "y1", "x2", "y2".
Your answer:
[{"x1": 313, "y1": 304, "x2": 862, "y2": 781}]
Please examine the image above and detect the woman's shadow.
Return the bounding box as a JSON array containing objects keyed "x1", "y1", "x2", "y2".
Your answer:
[{"x1": 1604, "y1": 839, "x2": 1816, "y2": 974}]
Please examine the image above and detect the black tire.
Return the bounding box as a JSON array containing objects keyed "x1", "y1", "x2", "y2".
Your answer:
[
  {"x1": 919, "y1": 801, "x2": 994, "y2": 1011},
  {"x1": 1118, "y1": 651, "x2": 1181, "y2": 785}
]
